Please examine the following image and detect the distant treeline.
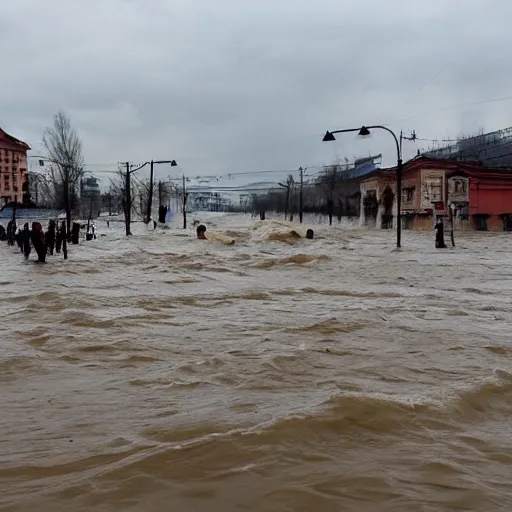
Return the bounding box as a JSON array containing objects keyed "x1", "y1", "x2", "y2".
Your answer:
[{"x1": 233, "y1": 165, "x2": 362, "y2": 224}]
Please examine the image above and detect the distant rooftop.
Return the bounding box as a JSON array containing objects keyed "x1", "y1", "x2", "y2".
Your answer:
[
  {"x1": 422, "y1": 127, "x2": 512, "y2": 168},
  {"x1": 333, "y1": 154, "x2": 382, "y2": 181}
]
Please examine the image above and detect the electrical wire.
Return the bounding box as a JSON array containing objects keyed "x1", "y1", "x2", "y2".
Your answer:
[{"x1": 390, "y1": 94, "x2": 512, "y2": 126}]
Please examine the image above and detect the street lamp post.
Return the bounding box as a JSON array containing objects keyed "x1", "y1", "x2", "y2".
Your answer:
[
  {"x1": 32, "y1": 156, "x2": 74, "y2": 242},
  {"x1": 322, "y1": 126, "x2": 403, "y2": 248},
  {"x1": 122, "y1": 159, "x2": 177, "y2": 235},
  {"x1": 147, "y1": 160, "x2": 177, "y2": 224},
  {"x1": 299, "y1": 166, "x2": 305, "y2": 223},
  {"x1": 11, "y1": 168, "x2": 18, "y2": 224}
]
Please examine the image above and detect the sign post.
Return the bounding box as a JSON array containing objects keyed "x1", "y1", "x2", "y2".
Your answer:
[{"x1": 449, "y1": 203, "x2": 455, "y2": 247}]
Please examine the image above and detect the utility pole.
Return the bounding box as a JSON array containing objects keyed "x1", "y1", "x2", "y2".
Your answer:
[
  {"x1": 182, "y1": 174, "x2": 188, "y2": 229},
  {"x1": 33, "y1": 156, "x2": 73, "y2": 240},
  {"x1": 449, "y1": 203, "x2": 456, "y2": 247},
  {"x1": 107, "y1": 188, "x2": 113, "y2": 216},
  {"x1": 278, "y1": 177, "x2": 293, "y2": 221},
  {"x1": 397, "y1": 130, "x2": 417, "y2": 247},
  {"x1": 146, "y1": 160, "x2": 154, "y2": 224},
  {"x1": 290, "y1": 182, "x2": 295, "y2": 222},
  {"x1": 11, "y1": 167, "x2": 17, "y2": 224},
  {"x1": 121, "y1": 159, "x2": 176, "y2": 235},
  {"x1": 400, "y1": 130, "x2": 416, "y2": 155},
  {"x1": 86, "y1": 195, "x2": 93, "y2": 239},
  {"x1": 124, "y1": 162, "x2": 131, "y2": 236},
  {"x1": 299, "y1": 166, "x2": 305, "y2": 223}
]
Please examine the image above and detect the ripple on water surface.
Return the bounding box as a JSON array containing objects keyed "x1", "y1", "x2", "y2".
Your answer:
[{"x1": 1, "y1": 215, "x2": 512, "y2": 511}]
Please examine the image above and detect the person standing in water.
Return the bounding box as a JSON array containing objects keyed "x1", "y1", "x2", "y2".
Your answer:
[
  {"x1": 6, "y1": 219, "x2": 15, "y2": 246},
  {"x1": 434, "y1": 217, "x2": 447, "y2": 249},
  {"x1": 46, "y1": 220, "x2": 56, "y2": 256},
  {"x1": 22, "y1": 223, "x2": 31, "y2": 260},
  {"x1": 196, "y1": 225, "x2": 207, "y2": 240},
  {"x1": 31, "y1": 222, "x2": 46, "y2": 262}
]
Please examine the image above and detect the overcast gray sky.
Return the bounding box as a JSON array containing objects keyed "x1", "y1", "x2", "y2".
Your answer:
[{"x1": 1, "y1": 0, "x2": 511, "y2": 185}]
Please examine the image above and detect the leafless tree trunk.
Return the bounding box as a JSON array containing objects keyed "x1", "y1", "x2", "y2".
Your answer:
[
  {"x1": 109, "y1": 171, "x2": 151, "y2": 234},
  {"x1": 43, "y1": 111, "x2": 84, "y2": 240},
  {"x1": 134, "y1": 177, "x2": 151, "y2": 222},
  {"x1": 279, "y1": 174, "x2": 295, "y2": 220},
  {"x1": 27, "y1": 172, "x2": 55, "y2": 207},
  {"x1": 320, "y1": 165, "x2": 339, "y2": 226}
]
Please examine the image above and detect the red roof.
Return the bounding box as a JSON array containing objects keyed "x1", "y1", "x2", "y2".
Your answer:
[
  {"x1": 0, "y1": 128, "x2": 31, "y2": 151},
  {"x1": 394, "y1": 155, "x2": 483, "y2": 174},
  {"x1": 359, "y1": 167, "x2": 396, "y2": 181}
]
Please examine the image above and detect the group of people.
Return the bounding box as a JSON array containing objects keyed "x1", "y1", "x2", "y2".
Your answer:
[
  {"x1": 193, "y1": 220, "x2": 314, "y2": 242},
  {"x1": 0, "y1": 219, "x2": 68, "y2": 262}
]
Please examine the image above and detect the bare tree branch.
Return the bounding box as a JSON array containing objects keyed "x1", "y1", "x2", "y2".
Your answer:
[
  {"x1": 108, "y1": 170, "x2": 151, "y2": 226},
  {"x1": 42, "y1": 111, "x2": 85, "y2": 237}
]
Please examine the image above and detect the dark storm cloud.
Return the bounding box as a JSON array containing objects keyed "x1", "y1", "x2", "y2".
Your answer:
[{"x1": 1, "y1": 0, "x2": 511, "y2": 183}]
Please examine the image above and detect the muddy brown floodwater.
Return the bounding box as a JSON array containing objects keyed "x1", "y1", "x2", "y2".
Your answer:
[{"x1": 1, "y1": 214, "x2": 511, "y2": 512}]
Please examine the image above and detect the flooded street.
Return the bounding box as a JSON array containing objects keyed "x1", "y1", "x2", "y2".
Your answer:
[{"x1": 1, "y1": 214, "x2": 511, "y2": 511}]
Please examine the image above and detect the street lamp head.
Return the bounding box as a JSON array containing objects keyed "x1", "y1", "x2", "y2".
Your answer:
[
  {"x1": 358, "y1": 126, "x2": 371, "y2": 137},
  {"x1": 322, "y1": 130, "x2": 336, "y2": 142},
  {"x1": 170, "y1": 160, "x2": 177, "y2": 167}
]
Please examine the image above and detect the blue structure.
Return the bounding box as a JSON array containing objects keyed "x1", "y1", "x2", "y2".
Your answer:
[
  {"x1": 0, "y1": 207, "x2": 63, "y2": 221},
  {"x1": 338, "y1": 154, "x2": 382, "y2": 181}
]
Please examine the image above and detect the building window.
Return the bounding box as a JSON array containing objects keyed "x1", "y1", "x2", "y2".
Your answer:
[
  {"x1": 402, "y1": 187, "x2": 415, "y2": 202},
  {"x1": 428, "y1": 181, "x2": 442, "y2": 202},
  {"x1": 453, "y1": 180, "x2": 466, "y2": 195},
  {"x1": 421, "y1": 177, "x2": 444, "y2": 209}
]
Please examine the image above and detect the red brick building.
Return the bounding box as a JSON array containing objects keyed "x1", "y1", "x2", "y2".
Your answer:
[
  {"x1": 398, "y1": 156, "x2": 484, "y2": 230},
  {"x1": 0, "y1": 128, "x2": 30, "y2": 207},
  {"x1": 447, "y1": 167, "x2": 512, "y2": 231},
  {"x1": 359, "y1": 156, "x2": 512, "y2": 231}
]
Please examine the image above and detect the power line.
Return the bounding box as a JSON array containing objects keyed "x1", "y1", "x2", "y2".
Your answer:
[
  {"x1": 27, "y1": 155, "x2": 120, "y2": 168},
  {"x1": 188, "y1": 188, "x2": 283, "y2": 193},
  {"x1": 415, "y1": 137, "x2": 459, "y2": 143},
  {"x1": 83, "y1": 169, "x2": 120, "y2": 175},
  {"x1": 180, "y1": 168, "x2": 303, "y2": 180},
  {"x1": 391, "y1": 94, "x2": 512, "y2": 126},
  {"x1": 83, "y1": 163, "x2": 121, "y2": 167}
]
